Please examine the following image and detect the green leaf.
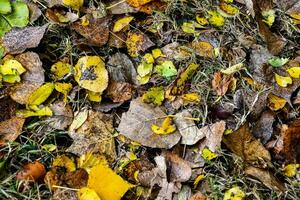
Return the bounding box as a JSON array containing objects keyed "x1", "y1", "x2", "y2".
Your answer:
[
  {"x1": 0, "y1": 15, "x2": 11, "y2": 37},
  {"x1": 0, "y1": 0, "x2": 12, "y2": 15},
  {"x1": 155, "y1": 61, "x2": 177, "y2": 79},
  {"x1": 268, "y1": 57, "x2": 289, "y2": 68},
  {"x1": 142, "y1": 86, "x2": 165, "y2": 106},
  {"x1": 3, "y1": 1, "x2": 29, "y2": 28}
]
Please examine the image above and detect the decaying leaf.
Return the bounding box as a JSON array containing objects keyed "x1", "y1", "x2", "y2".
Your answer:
[
  {"x1": 75, "y1": 56, "x2": 108, "y2": 93},
  {"x1": 118, "y1": 98, "x2": 181, "y2": 149},
  {"x1": 106, "y1": 81, "x2": 133, "y2": 103},
  {"x1": 72, "y1": 15, "x2": 111, "y2": 46},
  {"x1": 2, "y1": 25, "x2": 47, "y2": 55},
  {"x1": 51, "y1": 61, "x2": 72, "y2": 80},
  {"x1": 245, "y1": 166, "x2": 285, "y2": 192},
  {"x1": 69, "y1": 109, "x2": 88, "y2": 132},
  {"x1": 16, "y1": 161, "x2": 46, "y2": 182},
  {"x1": 267, "y1": 93, "x2": 286, "y2": 111},
  {"x1": 252, "y1": 110, "x2": 274, "y2": 144},
  {"x1": 212, "y1": 72, "x2": 232, "y2": 96},
  {"x1": 48, "y1": 101, "x2": 73, "y2": 130},
  {"x1": 142, "y1": 86, "x2": 165, "y2": 106},
  {"x1": 68, "y1": 111, "x2": 117, "y2": 162},
  {"x1": 87, "y1": 163, "x2": 134, "y2": 200},
  {"x1": 126, "y1": 31, "x2": 154, "y2": 57},
  {"x1": 52, "y1": 155, "x2": 76, "y2": 172},
  {"x1": 223, "y1": 123, "x2": 271, "y2": 166},
  {"x1": 174, "y1": 110, "x2": 205, "y2": 145},
  {"x1": 0, "y1": 117, "x2": 25, "y2": 145},
  {"x1": 191, "y1": 41, "x2": 214, "y2": 58}
]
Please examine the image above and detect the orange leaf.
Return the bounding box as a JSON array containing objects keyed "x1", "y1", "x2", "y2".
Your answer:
[{"x1": 16, "y1": 161, "x2": 46, "y2": 182}]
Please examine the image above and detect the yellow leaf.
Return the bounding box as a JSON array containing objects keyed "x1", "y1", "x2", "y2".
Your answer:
[
  {"x1": 78, "y1": 187, "x2": 101, "y2": 200},
  {"x1": 181, "y1": 22, "x2": 197, "y2": 34},
  {"x1": 78, "y1": 153, "x2": 107, "y2": 174},
  {"x1": 55, "y1": 82, "x2": 72, "y2": 103},
  {"x1": 42, "y1": 144, "x2": 57, "y2": 152},
  {"x1": 223, "y1": 186, "x2": 245, "y2": 200},
  {"x1": 193, "y1": 174, "x2": 204, "y2": 187},
  {"x1": 88, "y1": 164, "x2": 134, "y2": 200},
  {"x1": 143, "y1": 53, "x2": 154, "y2": 64},
  {"x1": 16, "y1": 106, "x2": 53, "y2": 118},
  {"x1": 274, "y1": 73, "x2": 292, "y2": 87},
  {"x1": 267, "y1": 93, "x2": 286, "y2": 111},
  {"x1": 113, "y1": 16, "x2": 134, "y2": 32},
  {"x1": 0, "y1": 59, "x2": 26, "y2": 75},
  {"x1": 202, "y1": 148, "x2": 218, "y2": 160},
  {"x1": 69, "y1": 110, "x2": 88, "y2": 132},
  {"x1": 262, "y1": 9, "x2": 275, "y2": 27},
  {"x1": 63, "y1": 0, "x2": 83, "y2": 11},
  {"x1": 208, "y1": 11, "x2": 225, "y2": 27},
  {"x1": 142, "y1": 86, "x2": 165, "y2": 106},
  {"x1": 152, "y1": 48, "x2": 163, "y2": 59},
  {"x1": 219, "y1": 2, "x2": 239, "y2": 16},
  {"x1": 75, "y1": 56, "x2": 108, "y2": 93},
  {"x1": 81, "y1": 15, "x2": 90, "y2": 26},
  {"x1": 52, "y1": 155, "x2": 76, "y2": 172},
  {"x1": 2, "y1": 74, "x2": 21, "y2": 83},
  {"x1": 287, "y1": 67, "x2": 300, "y2": 78},
  {"x1": 137, "y1": 74, "x2": 151, "y2": 85},
  {"x1": 126, "y1": 0, "x2": 153, "y2": 8},
  {"x1": 137, "y1": 62, "x2": 153, "y2": 77},
  {"x1": 196, "y1": 15, "x2": 209, "y2": 26},
  {"x1": 283, "y1": 164, "x2": 299, "y2": 177},
  {"x1": 27, "y1": 83, "x2": 55, "y2": 106},
  {"x1": 126, "y1": 31, "x2": 144, "y2": 57},
  {"x1": 191, "y1": 41, "x2": 214, "y2": 58},
  {"x1": 151, "y1": 117, "x2": 176, "y2": 135},
  {"x1": 181, "y1": 93, "x2": 201, "y2": 103},
  {"x1": 50, "y1": 61, "x2": 72, "y2": 79},
  {"x1": 87, "y1": 91, "x2": 102, "y2": 102},
  {"x1": 220, "y1": 63, "x2": 244, "y2": 75}
]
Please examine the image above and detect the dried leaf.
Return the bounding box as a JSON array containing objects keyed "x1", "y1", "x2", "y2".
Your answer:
[
  {"x1": 16, "y1": 161, "x2": 46, "y2": 182},
  {"x1": 191, "y1": 41, "x2": 214, "y2": 58},
  {"x1": 223, "y1": 123, "x2": 271, "y2": 166},
  {"x1": 267, "y1": 93, "x2": 286, "y2": 111},
  {"x1": 126, "y1": 31, "x2": 154, "y2": 57},
  {"x1": 252, "y1": 110, "x2": 274, "y2": 144},
  {"x1": 118, "y1": 98, "x2": 181, "y2": 149},
  {"x1": 219, "y1": 2, "x2": 239, "y2": 15},
  {"x1": 106, "y1": 81, "x2": 133, "y2": 103},
  {"x1": 52, "y1": 155, "x2": 76, "y2": 172},
  {"x1": 127, "y1": 0, "x2": 153, "y2": 8},
  {"x1": 2, "y1": 25, "x2": 47, "y2": 55},
  {"x1": 87, "y1": 163, "x2": 134, "y2": 200},
  {"x1": 69, "y1": 109, "x2": 88, "y2": 132},
  {"x1": 212, "y1": 72, "x2": 232, "y2": 96},
  {"x1": 0, "y1": 117, "x2": 25, "y2": 145},
  {"x1": 48, "y1": 101, "x2": 73, "y2": 130},
  {"x1": 74, "y1": 56, "x2": 108, "y2": 93},
  {"x1": 220, "y1": 63, "x2": 245, "y2": 75}
]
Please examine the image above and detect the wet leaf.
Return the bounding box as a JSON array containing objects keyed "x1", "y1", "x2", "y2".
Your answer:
[
  {"x1": 274, "y1": 73, "x2": 292, "y2": 87},
  {"x1": 155, "y1": 60, "x2": 177, "y2": 79},
  {"x1": 75, "y1": 56, "x2": 108, "y2": 93},
  {"x1": 0, "y1": 117, "x2": 25, "y2": 145},
  {"x1": 268, "y1": 57, "x2": 289, "y2": 67},
  {"x1": 282, "y1": 164, "x2": 299, "y2": 177},
  {"x1": 287, "y1": 67, "x2": 300, "y2": 78},
  {"x1": 28, "y1": 83, "x2": 55, "y2": 106},
  {"x1": 151, "y1": 116, "x2": 176, "y2": 135},
  {"x1": 78, "y1": 187, "x2": 101, "y2": 200},
  {"x1": 113, "y1": 16, "x2": 134, "y2": 32},
  {"x1": 118, "y1": 98, "x2": 181, "y2": 149},
  {"x1": 142, "y1": 86, "x2": 165, "y2": 106},
  {"x1": 223, "y1": 186, "x2": 245, "y2": 200},
  {"x1": 16, "y1": 161, "x2": 46, "y2": 182},
  {"x1": 87, "y1": 163, "x2": 134, "y2": 200}
]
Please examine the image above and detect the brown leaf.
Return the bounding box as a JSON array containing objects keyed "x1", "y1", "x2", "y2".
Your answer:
[
  {"x1": 27, "y1": 2, "x2": 42, "y2": 23},
  {"x1": 118, "y1": 98, "x2": 181, "y2": 149},
  {"x1": 245, "y1": 166, "x2": 285, "y2": 192},
  {"x1": 108, "y1": 0, "x2": 137, "y2": 15},
  {"x1": 223, "y1": 123, "x2": 271, "y2": 166},
  {"x1": 138, "y1": 1, "x2": 166, "y2": 14},
  {"x1": 0, "y1": 117, "x2": 25, "y2": 145},
  {"x1": 212, "y1": 72, "x2": 232, "y2": 96},
  {"x1": 72, "y1": 15, "x2": 111, "y2": 46},
  {"x1": 9, "y1": 52, "x2": 45, "y2": 104},
  {"x1": 252, "y1": 110, "x2": 274, "y2": 144},
  {"x1": 3, "y1": 25, "x2": 48, "y2": 55},
  {"x1": 68, "y1": 111, "x2": 117, "y2": 162},
  {"x1": 16, "y1": 161, "x2": 46, "y2": 182},
  {"x1": 108, "y1": 32, "x2": 127, "y2": 48},
  {"x1": 189, "y1": 192, "x2": 207, "y2": 200},
  {"x1": 64, "y1": 169, "x2": 88, "y2": 189},
  {"x1": 198, "y1": 121, "x2": 226, "y2": 152},
  {"x1": 48, "y1": 101, "x2": 74, "y2": 130},
  {"x1": 0, "y1": 97, "x2": 18, "y2": 122},
  {"x1": 106, "y1": 81, "x2": 133, "y2": 103}
]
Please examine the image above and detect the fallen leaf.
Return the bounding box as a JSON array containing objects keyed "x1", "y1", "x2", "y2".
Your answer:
[
  {"x1": 55, "y1": 82, "x2": 72, "y2": 103},
  {"x1": 16, "y1": 106, "x2": 53, "y2": 118},
  {"x1": 2, "y1": 25, "x2": 47, "y2": 55},
  {"x1": 87, "y1": 163, "x2": 134, "y2": 200},
  {"x1": 252, "y1": 110, "x2": 274, "y2": 144},
  {"x1": 74, "y1": 56, "x2": 108, "y2": 93},
  {"x1": 151, "y1": 116, "x2": 177, "y2": 135},
  {"x1": 181, "y1": 93, "x2": 201, "y2": 104},
  {"x1": 208, "y1": 10, "x2": 225, "y2": 27},
  {"x1": 126, "y1": 0, "x2": 153, "y2": 8},
  {"x1": 68, "y1": 111, "x2": 117, "y2": 162},
  {"x1": 2, "y1": 1, "x2": 29, "y2": 28},
  {"x1": 174, "y1": 110, "x2": 206, "y2": 145},
  {"x1": 262, "y1": 9, "x2": 275, "y2": 27},
  {"x1": 77, "y1": 153, "x2": 108, "y2": 174},
  {"x1": 72, "y1": 15, "x2": 111, "y2": 46},
  {"x1": 267, "y1": 93, "x2": 286, "y2": 111},
  {"x1": 202, "y1": 148, "x2": 218, "y2": 160},
  {"x1": 0, "y1": 0, "x2": 11, "y2": 15},
  {"x1": 87, "y1": 91, "x2": 102, "y2": 102},
  {"x1": 219, "y1": 2, "x2": 239, "y2": 15},
  {"x1": 142, "y1": 86, "x2": 165, "y2": 106},
  {"x1": 138, "y1": 0, "x2": 166, "y2": 14},
  {"x1": 48, "y1": 101, "x2": 73, "y2": 130},
  {"x1": 282, "y1": 164, "x2": 299, "y2": 177},
  {"x1": 245, "y1": 166, "x2": 285, "y2": 191},
  {"x1": 108, "y1": 31, "x2": 127, "y2": 48},
  {"x1": 287, "y1": 67, "x2": 300, "y2": 78},
  {"x1": 223, "y1": 186, "x2": 245, "y2": 200},
  {"x1": 28, "y1": 83, "x2": 54, "y2": 106},
  {"x1": 118, "y1": 98, "x2": 181, "y2": 149},
  {"x1": 0, "y1": 117, "x2": 25, "y2": 145},
  {"x1": 223, "y1": 123, "x2": 271, "y2": 166},
  {"x1": 16, "y1": 161, "x2": 46, "y2": 182},
  {"x1": 63, "y1": 0, "x2": 83, "y2": 11},
  {"x1": 113, "y1": 16, "x2": 134, "y2": 32},
  {"x1": 69, "y1": 109, "x2": 88, "y2": 132},
  {"x1": 268, "y1": 57, "x2": 289, "y2": 67},
  {"x1": 50, "y1": 61, "x2": 72, "y2": 80},
  {"x1": 212, "y1": 72, "x2": 232, "y2": 96},
  {"x1": 189, "y1": 192, "x2": 207, "y2": 200},
  {"x1": 109, "y1": 0, "x2": 137, "y2": 15},
  {"x1": 52, "y1": 155, "x2": 76, "y2": 172},
  {"x1": 78, "y1": 187, "x2": 101, "y2": 200},
  {"x1": 155, "y1": 60, "x2": 177, "y2": 79},
  {"x1": 274, "y1": 73, "x2": 292, "y2": 87},
  {"x1": 191, "y1": 41, "x2": 214, "y2": 58},
  {"x1": 27, "y1": 2, "x2": 42, "y2": 23},
  {"x1": 64, "y1": 168, "x2": 88, "y2": 188},
  {"x1": 220, "y1": 63, "x2": 244, "y2": 75},
  {"x1": 106, "y1": 81, "x2": 133, "y2": 103},
  {"x1": 126, "y1": 31, "x2": 154, "y2": 57}
]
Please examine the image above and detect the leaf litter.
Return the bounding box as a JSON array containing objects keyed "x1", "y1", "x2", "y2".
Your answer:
[{"x1": 0, "y1": 0, "x2": 300, "y2": 199}]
